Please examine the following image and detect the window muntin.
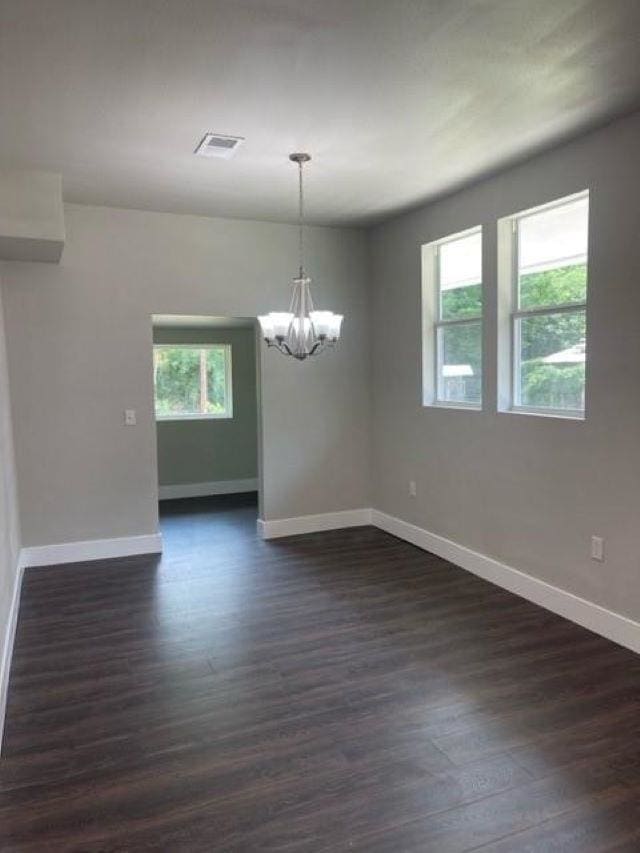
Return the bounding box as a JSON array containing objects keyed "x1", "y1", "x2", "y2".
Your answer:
[
  {"x1": 511, "y1": 192, "x2": 588, "y2": 416},
  {"x1": 434, "y1": 228, "x2": 483, "y2": 406},
  {"x1": 153, "y1": 344, "x2": 232, "y2": 420}
]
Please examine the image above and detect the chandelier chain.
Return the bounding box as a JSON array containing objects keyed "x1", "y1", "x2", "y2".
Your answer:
[{"x1": 298, "y1": 158, "x2": 304, "y2": 279}]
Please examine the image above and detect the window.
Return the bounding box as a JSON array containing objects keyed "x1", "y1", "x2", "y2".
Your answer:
[
  {"x1": 153, "y1": 344, "x2": 233, "y2": 419},
  {"x1": 422, "y1": 227, "x2": 483, "y2": 408},
  {"x1": 501, "y1": 192, "x2": 588, "y2": 417}
]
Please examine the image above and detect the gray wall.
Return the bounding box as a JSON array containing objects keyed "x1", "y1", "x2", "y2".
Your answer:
[
  {"x1": 153, "y1": 325, "x2": 258, "y2": 487},
  {"x1": 0, "y1": 279, "x2": 21, "y2": 728},
  {"x1": 1, "y1": 204, "x2": 370, "y2": 546},
  {"x1": 370, "y1": 110, "x2": 640, "y2": 622}
]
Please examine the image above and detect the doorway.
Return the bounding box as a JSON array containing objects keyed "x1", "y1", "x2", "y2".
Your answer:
[{"x1": 151, "y1": 314, "x2": 260, "y2": 529}]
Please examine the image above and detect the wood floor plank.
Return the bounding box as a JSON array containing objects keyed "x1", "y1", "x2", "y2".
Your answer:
[{"x1": 2, "y1": 493, "x2": 640, "y2": 851}]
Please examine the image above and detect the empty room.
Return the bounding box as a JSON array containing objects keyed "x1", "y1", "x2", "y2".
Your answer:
[{"x1": 1, "y1": 1, "x2": 640, "y2": 850}]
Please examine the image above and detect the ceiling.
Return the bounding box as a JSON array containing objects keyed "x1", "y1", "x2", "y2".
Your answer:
[{"x1": 1, "y1": 0, "x2": 639, "y2": 227}]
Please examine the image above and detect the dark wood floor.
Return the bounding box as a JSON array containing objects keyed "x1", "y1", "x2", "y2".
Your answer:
[{"x1": 3, "y1": 495, "x2": 640, "y2": 851}]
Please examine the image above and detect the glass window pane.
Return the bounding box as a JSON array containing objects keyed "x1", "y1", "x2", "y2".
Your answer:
[
  {"x1": 515, "y1": 310, "x2": 586, "y2": 411},
  {"x1": 153, "y1": 346, "x2": 230, "y2": 417},
  {"x1": 441, "y1": 282, "x2": 482, "y2": 321},
  {"x1": 437, "y1": 321, "x2": 482, "y2": 405},
  {"x1": 206, "y1": 347, "x2": 228, "y2": 414},
  {"x1": 518, "y1": 195, "x2": 588, "y2": 309},
  {"x1": 154, "y1": 348, "x2": 201, "y2": 416},
  {"x1": 519, "y1": 263, "x2": 587, "y2": 311},
  {"x1": 439, "y1": 232, "x2": 482, "y2": 320}
]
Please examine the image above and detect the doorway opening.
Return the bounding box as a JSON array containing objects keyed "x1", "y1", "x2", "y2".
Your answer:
[{"x1": 151, "y1": 314, "x2": 260, "y2": 532}]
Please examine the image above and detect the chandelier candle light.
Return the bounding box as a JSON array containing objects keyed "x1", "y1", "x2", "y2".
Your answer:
[{"x1": 258, "y1": 153, "x2": 343, "y2": 360}]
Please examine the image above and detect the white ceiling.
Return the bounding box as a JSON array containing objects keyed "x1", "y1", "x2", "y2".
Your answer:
[{"x1": 1, "y1": 0, "x2": 639, "y2": 226}]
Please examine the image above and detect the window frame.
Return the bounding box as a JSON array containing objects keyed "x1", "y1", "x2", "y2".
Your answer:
[
  {"x1": 422, "y1": 225, "x2": 483, "y2": 410},
  {"x1": 153, "y1": 343, "x2": 233, "y2": 421},
  {"x1": 499, "y1": 190, "x2": 589, "y2": 420}
]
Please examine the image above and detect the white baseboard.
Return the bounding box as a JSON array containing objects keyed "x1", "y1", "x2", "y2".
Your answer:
[
  {"x1": 0, "y1": 560, "x2": 24, "y2": 755},
  {"x1": 20, "y1": 533, "x2": 163, "y2": 569},
  {"x1": 258, "y1": 508, "x2": 372, "y2": 540},
  {"x1": 371, "y1": 509, "x2": 640, "y2": 655},
  {"x1": 159, "y1": 479, "x2": 258, "y2": 500}
]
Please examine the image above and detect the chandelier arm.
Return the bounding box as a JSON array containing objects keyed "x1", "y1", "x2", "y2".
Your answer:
[{"x1": 299, "y1": 278, "x2": 306, "y2": 346}]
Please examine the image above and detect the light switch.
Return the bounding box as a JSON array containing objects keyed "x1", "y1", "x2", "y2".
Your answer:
[{"x1": 124, "y1": 409, "x2": 137, "y2": 426}]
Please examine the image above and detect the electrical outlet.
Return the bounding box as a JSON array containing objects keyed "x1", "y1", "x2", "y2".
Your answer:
[
  {"x1": 124, "y1": 409, "x2": 137, "y2": 426},
  {"x1": 591, "y1": 535, "x2": 604, "y2": 562},
  {"x1": 408, "y1": 480, "x2": 417, "y2": 498}
]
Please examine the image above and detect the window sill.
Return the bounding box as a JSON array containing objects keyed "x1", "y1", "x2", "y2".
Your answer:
[
  {"x1": 501, "y1": 406, "x2": 584, "y2": 422},
  {"x1": 423, "y1": 401, "x2": 482, "y2": 412},
  {"x1": 156, "y1": 414, "x2": 233, "y2": 422}
]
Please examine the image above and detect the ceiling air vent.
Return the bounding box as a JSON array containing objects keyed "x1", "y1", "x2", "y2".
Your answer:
[{"x1": 194, "y1": 133, "x2": 244, "y2": 159}]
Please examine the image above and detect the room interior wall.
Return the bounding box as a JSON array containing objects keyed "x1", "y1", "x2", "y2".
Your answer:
[
  {"x1": 370, "y1": 109, "x2": 640, "y2": 623},
  {"x1": 0, "y1": 206, "x2": 370, "y2": 547},
  {"x1": 0, "y1": 279, "x2": 21, "y2": 739},
  {"x1": 153, "y1": 325, "x2": 258, "y2": 490}
]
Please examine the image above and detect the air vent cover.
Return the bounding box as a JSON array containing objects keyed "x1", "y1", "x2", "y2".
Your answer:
[{"x1": 194, "y1": 133, "x2": 244, "y2": 159}]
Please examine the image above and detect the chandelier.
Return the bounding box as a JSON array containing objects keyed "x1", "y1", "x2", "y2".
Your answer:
[{"x1": 258, "y1": 153, "x2": 343, "y2": 360}]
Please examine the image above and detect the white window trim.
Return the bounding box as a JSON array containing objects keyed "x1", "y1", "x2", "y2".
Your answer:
[
  {"x1": 421, "y1": 225, "x2": 483, "y2": 410},
  {"x1": 497, "y1": 190, "x2": 588, "y2": 420},
  {"x1": 153, "y1": 343, "x2": 233, "y2": 421}
]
